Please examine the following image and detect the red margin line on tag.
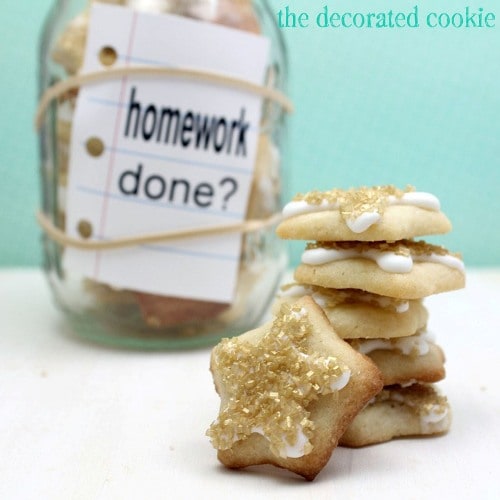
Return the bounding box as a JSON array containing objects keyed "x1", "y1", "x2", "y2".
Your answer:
[{"x1": 94, "y1": 10, "x2": 139, "y2": 279}]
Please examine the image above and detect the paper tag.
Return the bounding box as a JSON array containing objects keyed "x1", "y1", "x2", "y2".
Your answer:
[{"x1": 64, "y1": 4, "x2": 269, "y2": 303}]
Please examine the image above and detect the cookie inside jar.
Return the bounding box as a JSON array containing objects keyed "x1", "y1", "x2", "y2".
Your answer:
[{"x1": 39, "y1": 0, "x2": 289, "y2": 348}]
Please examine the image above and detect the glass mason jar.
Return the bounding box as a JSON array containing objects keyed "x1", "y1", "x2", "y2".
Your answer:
[{"x1": 38, "y1": 0, "x2": 289, "y2": 349}]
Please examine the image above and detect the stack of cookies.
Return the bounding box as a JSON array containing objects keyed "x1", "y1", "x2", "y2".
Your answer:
[{"x1": 275, "y1": 185, "x2": 465, "y2": 447}]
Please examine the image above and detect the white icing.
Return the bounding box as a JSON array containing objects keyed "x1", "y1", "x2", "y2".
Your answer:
[
  {"x1": 355, "y1": 330, "x2": 434, "y2": 356},
  {"x1": 395, "y1": 301, "x2": 410, "y2": 313},
  {"x1": 356, "y1": 339, "x2": 395, "y2": 355},
  {"x1": 302, "y1": 247, "x2": 356, "y2": 266},
  {"x1": 386, "y1": 390, "x2": 449, "y2": 431},
  {"x1": 388, "y1": 191, "x2": 441, "y2": 211},
  {"x1": 282, "y1": 199, "x2": 337, "y2": 218},
  {"x1": 301, "y1": 247, "x2": 464, "y2": 274},
  {"x1": 301, "y1": 247, "x2": 413, "y2": 273},
  {"x1": 330, "y1": 369, "x2": 351, "y2": 391},
  {"x1": 420, "y1": 406, "x2": 450, "y2": 433},
  {"x1": 375, "y1": 251, "x2": 413, "y2": 273},
  {"x1": 399, "y1": 379, "x2": 417, "y2": 388},
  {"x1": 421, "y1": 408, "x2": 448, "y2": 425},
  {"x1": 282, "y1": 191, "x2": 441, "y2": 232},
  {"x1": 282, "y1": 346, "x2": 351, "y2": 397},
  {"x1": 283, "y1": 428, "x2": 309, "y2": 458},
  {"x1": 251, "y1": 426, "x2": 310, "y2": 459},
  {"x1": 414, "y1": 253, "x2": 465, "y2": 273},
  {"x1": 346, "y1": 211, "x2": 381, "y2": 233},
  {"x1": 310, "y1": 292, "x2": 327, "y2": 307}
]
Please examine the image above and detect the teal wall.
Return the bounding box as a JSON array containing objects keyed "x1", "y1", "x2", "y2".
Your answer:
[
  {"x1": 0, "y1": 1, "x2": 53, "y2": 266},
  {"x1": 1, "y1": 0, "x2": 498, "y2": 268}
]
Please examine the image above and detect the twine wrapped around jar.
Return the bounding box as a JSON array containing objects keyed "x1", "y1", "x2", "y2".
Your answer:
[{"x1": 36, "y1": 65, "x2": 293, "y2": 249}]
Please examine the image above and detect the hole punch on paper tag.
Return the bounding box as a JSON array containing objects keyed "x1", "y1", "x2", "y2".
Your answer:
[
  {"x1": 77, "y1": 219, "x2": 93, "y2": 239},
  {"x1": 85, "y1": 137, "x2": 105, "y2": 157},
  {"x1": 99, "y1": 46, "x2": 118, "y2": 67}
]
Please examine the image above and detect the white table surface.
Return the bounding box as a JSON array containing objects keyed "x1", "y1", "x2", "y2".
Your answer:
[{"x1": 1, "y1": 268, "x2": 499, "y2": 499}]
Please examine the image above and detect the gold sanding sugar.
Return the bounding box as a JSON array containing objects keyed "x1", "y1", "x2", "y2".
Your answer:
[
  {"x1": 207, "y1": 304, "x2": 348, "y2": 458},
  {"x1": 280, "y1": 283, "x2": 408, "y2": 312},
  {"x1": 335, "y1": 288, "x2": 409, "y2": 311},
  {"x1": 307, "y1": 240, "x2": 411, "y2": 256},
  {"x1": 307, "y1": 239, "x2": 462, "y2": 260},
  {"x1": 293, "y1": 185, "x2": 414, "y2": 218},
  {"x1": 372, "y1": 385, "x2": 448, "y2": 418},
  {"x1": 407, "y1": 239, "x2": 462, "y2": 259}
]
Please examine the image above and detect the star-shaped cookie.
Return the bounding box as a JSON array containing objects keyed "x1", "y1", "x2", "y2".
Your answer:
[
  {"x1": 340, "y1": 383, "x2": 451, "y2": 447},
  {"x1": 207, "y1": 296, "x2": 383, "y2": 480},
  {"x1": 276, "y1": 185, "x2": 452, "y2": 241}
]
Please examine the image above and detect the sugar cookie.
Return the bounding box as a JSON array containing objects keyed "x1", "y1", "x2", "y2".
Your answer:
[
  {"x1": 340, "y1": 384, "x2": 451, "y2": 447},
  {"x1": 274, "y1": 283, "x2": 428, "y2": 339},
  {"x1": 277, "y1": 185, "x2": 451, "y2": 241},
  {"x1": 348, "y1": 331, "x2": 446, "y2": 386},
  {"x1": 52, "y1": 12, "x2": 89, "y2": 75},
  {"x1": 295, "y1": 240, "x2": 465, "y2": 299},
  {"x1": 207, "y1": 297, "x2": 383, "y2": 480}
]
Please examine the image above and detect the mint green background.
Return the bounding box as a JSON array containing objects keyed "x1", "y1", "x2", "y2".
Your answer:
[{"x1": 1, "y1": 0, "x2": 499, "y2": 268}]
